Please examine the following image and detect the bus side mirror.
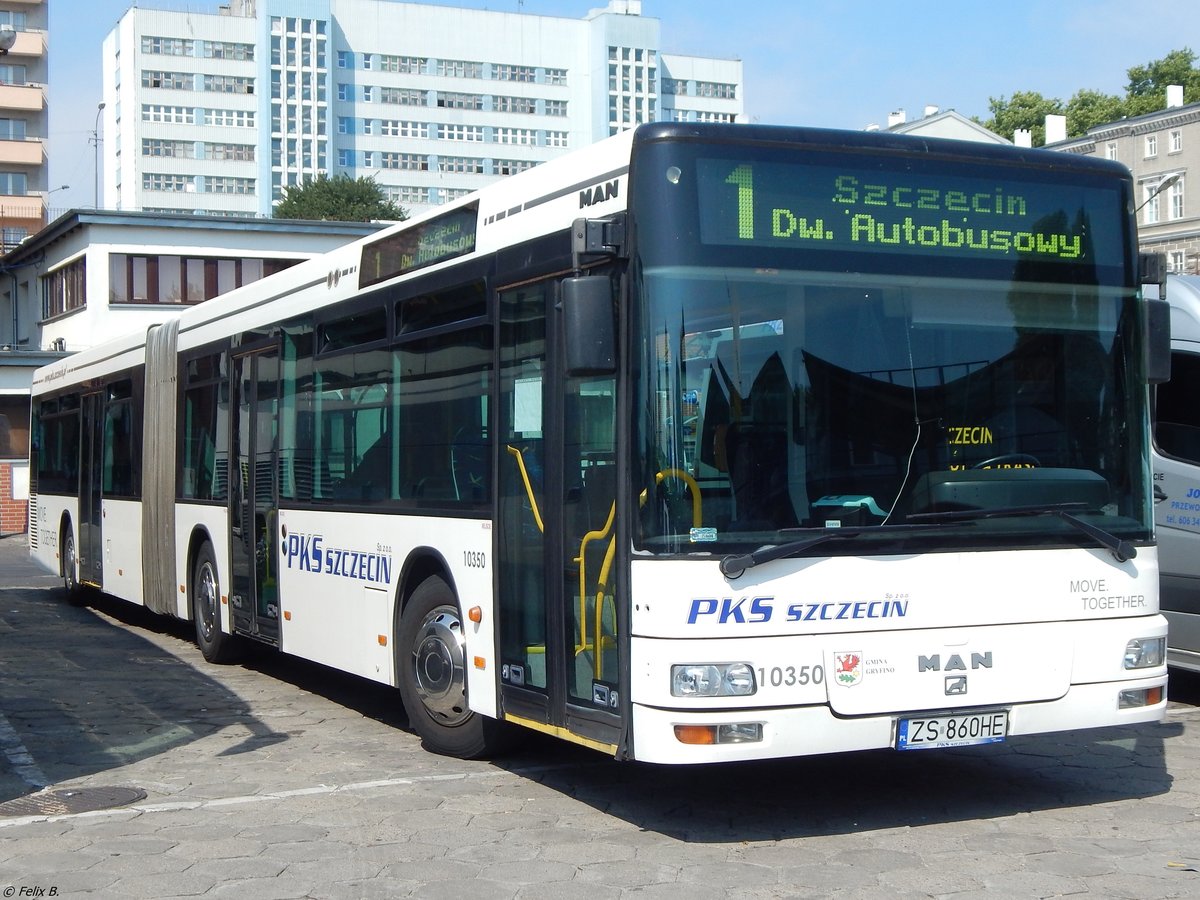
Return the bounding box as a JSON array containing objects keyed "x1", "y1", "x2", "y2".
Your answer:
[
  {"x1": 562, "y1": 275, "x2": 616, "y2": 376},
  {"x1": 1146, "y1": 297, "x2": 1171, "y2": 385},
  {"x1": 1140, "y1": 253, "x2": 1170, "y2": 384}
]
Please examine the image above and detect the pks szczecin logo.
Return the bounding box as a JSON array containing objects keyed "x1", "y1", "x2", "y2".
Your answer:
[{"x1": 834, "y1": 651, "x2": 863, "y2": 686}]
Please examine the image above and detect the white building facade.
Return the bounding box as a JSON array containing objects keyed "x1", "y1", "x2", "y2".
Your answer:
[
  {"x1": 102, "y1": 0, "x2": 744, "y2": 218},
  {"x1": 1046, "y1": 87, "x2": 1199, "y2": 274}
]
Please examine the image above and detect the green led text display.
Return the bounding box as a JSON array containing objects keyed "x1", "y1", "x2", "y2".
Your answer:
[
  {"x1": 697, "y1": 158, "x2": 1124, "y2": 267},
  {"x1": 360, "y1": 205, "x2": 478, "y2": 288}
]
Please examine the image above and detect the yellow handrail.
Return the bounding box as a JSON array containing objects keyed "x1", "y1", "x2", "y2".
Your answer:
[
  {"x1": 654, "y1": 468, "x2": 702, "y2": 528},
  {"x1": 576, "y1": 500, "x2": 616, "y2": 657},
  {"x1": 506, "y1": 445, "x2": 543, "y2": 533},
  {"x1": 579, "y1": 468, "x2": 703, "y2": 680},
  {"x1": 592, "y1": 531, "x2": 618, "y2": 679}
]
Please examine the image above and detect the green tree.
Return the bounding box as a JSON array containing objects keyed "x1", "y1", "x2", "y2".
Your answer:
[
  {"x1": 977, "y1": 48, "x2": 1200, "y2": 144},
  {"x1": 981, "y1": 90, "x2": 1064, "y2": 146},
  {"x1": 1124, "y1": 48, "x2": 1200, "y2": 117},
  {"x1": 273, "y1": 174, "x2": 406, "y2": 222},
  {"x1": 1065, "y1": 88, "x2": 1126, "y2": 138}
]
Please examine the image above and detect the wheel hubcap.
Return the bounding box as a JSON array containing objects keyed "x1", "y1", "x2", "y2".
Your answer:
[
  {"x1": 411, "y1": 605, "x2": 469, "y2": 726},
  {"x1": 197, "y1": 563, "x2": 217, "y2": 641},
  {"x1": 63, "y1": 535, "x2": 75, "y2": 587}
]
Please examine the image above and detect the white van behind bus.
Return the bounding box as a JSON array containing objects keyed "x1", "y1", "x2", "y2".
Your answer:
[{"x1": 1153, "y1": 273, "x2": 1200, "y2": 672}]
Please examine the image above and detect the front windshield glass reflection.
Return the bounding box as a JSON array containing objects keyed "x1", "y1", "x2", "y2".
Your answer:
[{"x1": 634, "y1": 268, "x2": 1148, "y2": 553}]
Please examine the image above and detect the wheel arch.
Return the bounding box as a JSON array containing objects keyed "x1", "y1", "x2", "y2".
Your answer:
[
  {"x1": 58, "y1": 511, "x2": 73, "y2": 578},
  {"x1": 395, "y1": 547, "x2": 456, "y2": 623},
  {"x1": 392, "y1": 547, "x2": 456, "y2": 679},
  {"x1": 185, "y1": 525, "x2": 219, "y2": 622}
]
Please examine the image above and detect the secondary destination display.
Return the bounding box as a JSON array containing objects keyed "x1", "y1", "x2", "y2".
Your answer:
[
  {"x1": 360, "y1": 204, "x2": 478, "y2": 288},
  {"x1": 696, "y1": 157, "x2": 1123, "y2": 267}
]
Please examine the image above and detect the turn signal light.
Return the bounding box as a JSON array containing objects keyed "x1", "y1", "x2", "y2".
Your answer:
[
  {"x1": 674, "y1": 723, "x2": 763, "y2": 745},
  {"x1": 1118, "y1": 686, "x2": 1164, "y2": 708},
  {"x1": 674, "y1": 725, "x2": 717, "y2": 745}
]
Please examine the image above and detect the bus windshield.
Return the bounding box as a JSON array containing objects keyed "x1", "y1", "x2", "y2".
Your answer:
[{"x1": 631, "y1": 137, "x2": 1149, "y2": 555}]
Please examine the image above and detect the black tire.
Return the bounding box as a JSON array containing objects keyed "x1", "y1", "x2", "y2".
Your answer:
[
  {"x1": 61, "y1": 526, "x2": 85, "y2": 606},
  {"x1": 192, "y1": 542, "x2": 241, "y2": 664},
  {"x1": 397, "y1": 575, "x2": 513, "y2": 759}
]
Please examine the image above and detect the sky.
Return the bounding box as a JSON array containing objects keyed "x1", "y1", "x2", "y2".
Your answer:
[{"x1": 48, "y1": 0, "x2": 1198, "y2": 213}]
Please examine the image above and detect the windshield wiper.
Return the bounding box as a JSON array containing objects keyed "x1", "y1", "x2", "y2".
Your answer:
[
  {"x1": 720, "y1": 529, "x2": 864, "y2": 578},
  {"x1": 906, "y1": 503, "x2": 1137, "y2": 563},
  {"x1": 718, "y1": 522, "x2": 957, "y2": 578}
]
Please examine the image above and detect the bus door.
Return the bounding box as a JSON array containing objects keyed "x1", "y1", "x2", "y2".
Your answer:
[
  {"x1": 230, "y1": 346, "x2": 280, "y2": 645},
  {"x1": 78, "y1": 390, "x2": 104, "y2": 587},
  {"x1": 497, "y1": 276, "x2": 623, "y2": 750}
]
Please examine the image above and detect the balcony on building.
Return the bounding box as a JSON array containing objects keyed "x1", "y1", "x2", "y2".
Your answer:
[
  {"x1": 0, "y1": 136, "x2": 43, "y2": 166},
  {"x1": 0, "y1": 81, "x2": 44, "y2": 112},
  {"x1": 6, "y1": 29, "x2": 44, "y2": 59}
]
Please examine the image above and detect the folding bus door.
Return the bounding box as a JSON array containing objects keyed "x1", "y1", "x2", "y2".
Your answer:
[
  {"x1": 496, "y1": 275, "x2": 623, "y2": 752},
  {"x1": 229, "y1": 346, "x2": 281, "y2": 645},
  {"x1": 78, "y1": 391, "x2": 104, "y2": 587}
]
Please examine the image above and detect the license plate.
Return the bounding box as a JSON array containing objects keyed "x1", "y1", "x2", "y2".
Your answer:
[{"x1": 896, "y1": 710, "x2": 1008, "y2": 750}]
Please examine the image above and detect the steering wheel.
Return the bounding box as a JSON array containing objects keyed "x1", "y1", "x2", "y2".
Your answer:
[{"x1": 971, "y1": 453, "x2": 1040, "y2": 470}]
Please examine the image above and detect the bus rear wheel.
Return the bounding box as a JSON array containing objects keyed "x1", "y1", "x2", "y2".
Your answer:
[
  {"x1": 397, "y1": 575, "x2": 511, "y2": 759},
  {"x1": 192, "y1": 542, "x2": 241, "y2": 664},
  {"x1": 61, "y1": 527, "x2": 84, "y2": 606}
]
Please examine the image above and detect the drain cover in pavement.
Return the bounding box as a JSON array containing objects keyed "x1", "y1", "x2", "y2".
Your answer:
[{"x1": 0, "y1": 786, "x2": 147, "y2": 817}]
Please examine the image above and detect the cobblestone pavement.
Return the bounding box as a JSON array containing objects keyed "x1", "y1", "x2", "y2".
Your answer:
[{"x1": 0, "y1": 534, "x2": 1198, "y2": 898}]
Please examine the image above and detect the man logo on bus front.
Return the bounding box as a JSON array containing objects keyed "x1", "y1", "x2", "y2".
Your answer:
[{"x1": 945, "y1": 676, "x2": 968, "y2": 696}]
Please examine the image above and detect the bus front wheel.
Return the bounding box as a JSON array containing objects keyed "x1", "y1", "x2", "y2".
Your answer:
[
  {"x1": 192, "y1": 542, "x2": 240, "y2": 664},
  {"x1": 397, "y1": 575, "x2": 510, "y2": 759}
]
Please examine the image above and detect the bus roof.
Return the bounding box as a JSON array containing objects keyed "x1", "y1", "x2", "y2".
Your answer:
[{"x1": 31, "y1": 122, "x2": 1135, "y2": 393}]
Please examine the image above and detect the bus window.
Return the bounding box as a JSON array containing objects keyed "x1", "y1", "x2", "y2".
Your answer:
[
  {"x1": 102, "y1": 379, "x2": 137, "y2": 498},
  {"x1": 182, "y1": 353, "x2": 228, "y2": 503},
  {"x1": 395, "y1": 324, "x2": 491, "y2": 505},
  {"x1": 1156, "y1": 352, "x2": 1200, "y2": 463}
]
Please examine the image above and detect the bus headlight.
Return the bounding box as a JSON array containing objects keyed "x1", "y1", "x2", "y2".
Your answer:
[
  {"x1": 671, "y1": 663, "x2": 757, "y2": 697},
  {"x1": 1123, "y1": 637, "x2": 1165, "y2": 669}
]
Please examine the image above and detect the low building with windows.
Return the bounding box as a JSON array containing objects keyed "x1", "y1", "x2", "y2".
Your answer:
[
  {"x1": 102, "y1": 0, "x2": 744, "y2": 218},
  {"x1": 1046, "y1": 86, "x2": 1199, "y2": 273},
  {"x1": 0, "y1": 210, "x2": 384, "y2": 534}
]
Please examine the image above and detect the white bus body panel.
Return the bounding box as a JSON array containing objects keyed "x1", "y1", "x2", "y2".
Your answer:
[
  {"x1": 29, "y1": 495, "x2": 76, "y2": 579},
  {"x1": 174, "y1": 503, "x2": 231, "y2": 621},
  {"x1": 630, "y1": 673, "x2": 1167, "y2": 765},
  {"x1": 629, "y1": 547, "x2": 1166, "y2": 762},
  {"x1": 631, "y1": 547, "x2": 1156, "y2": 639},
  {"x1": 1153, "y1": 273, "x2": 1200, "y2": 672},
  {"x1": 273, "y1": 509, "x2": 498, "y2": 716},
  {"x1": 100, "y1": 499, "x2": 144, "y2": 605}
]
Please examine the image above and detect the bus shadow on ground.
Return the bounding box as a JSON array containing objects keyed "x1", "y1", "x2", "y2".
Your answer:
[
  {"x1": 14, "y1": 580, "x2": 1182, "y2": 841},
  {"x1": 0, "y1": 586, "x2": 285, "y2": 805},
  {"x1": 95, "y1": 599, "x2": 1182, "y2": 844},
  {"x1": 507, "y1": 719, "x2": 1183, "y2": 841}
]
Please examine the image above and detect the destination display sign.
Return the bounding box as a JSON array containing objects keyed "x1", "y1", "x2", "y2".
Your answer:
[
  {"x1": 360, "y1": 204, "x2": 478, "y2": 288},
  {"x1": 696, "y1": 158, "x2": 1124, "y2": 268}
]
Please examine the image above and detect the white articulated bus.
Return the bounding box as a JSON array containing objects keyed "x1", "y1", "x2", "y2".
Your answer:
[
  {"x1": 29, "y1": 123, "x2": 1170, "y2": 763},
  {"x1": 1152, "y1": 272, "x2": 1200, "y2": 673}
]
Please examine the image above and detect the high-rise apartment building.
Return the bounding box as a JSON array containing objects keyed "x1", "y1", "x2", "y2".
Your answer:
[
  {"x1": 102, "y1": 0, "x2": 744, "y2": 218},
  {"x1": 0, "y1": 0, "x2": 47, "y2": 251}
]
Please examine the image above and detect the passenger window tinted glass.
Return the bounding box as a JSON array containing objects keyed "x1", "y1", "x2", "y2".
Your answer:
[
  {"x1": 36, "y1": 399, "x2": 81, "y2": 494},
  {"x1": 397, "y1": 281, "x2": 486, "y2": 335},
  {"x1": 103, "y1": 381, "x2": 139, "y2": 497},
  {"x1": 181, "y1": 354, "x2": 229, "y2": 501},
  {"x1": 1156, "y1": 352, "x2": 1200, "y2": 463},
  {"x1": 395, "y1": 325, "x2": 491, "y2": 505}
]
